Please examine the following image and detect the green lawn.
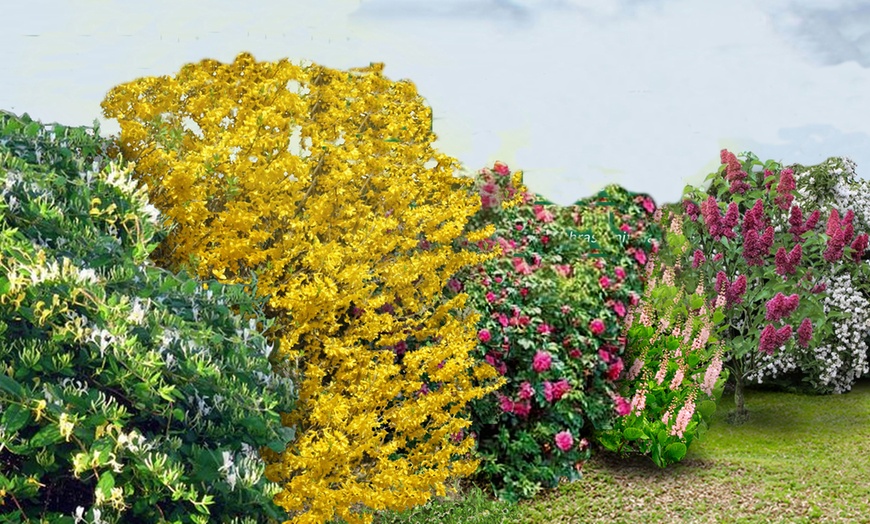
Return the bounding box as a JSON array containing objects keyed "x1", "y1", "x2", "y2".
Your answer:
[{"x1": 363, "y1": 377, "x2": 870, "y2": 524}]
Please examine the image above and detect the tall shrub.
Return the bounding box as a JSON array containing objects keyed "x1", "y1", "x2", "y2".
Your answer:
[
  {"x1": 0, "y1": 111, "x2": 295, "y2": 523},
  {"x1": 746, "y1": 157, "x2": 870, "y2": 393},
  {"x1": 447, "y1": 161, "x2": 665, "y2": 500},
  {"x1": 100, "y1": 53, "x2": 505, "y2": 524},
  {"x1": 655, "y1": 150, "x2": 870, "y2": 420}
]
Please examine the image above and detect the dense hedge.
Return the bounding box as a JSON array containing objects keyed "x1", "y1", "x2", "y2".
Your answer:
[{"x1": 0, "y1": 110, "x2": 295, "y2": 524}]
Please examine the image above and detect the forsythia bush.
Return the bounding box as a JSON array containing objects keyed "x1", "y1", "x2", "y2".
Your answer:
[
  {"x1": 0, "y1": 111, "x2": 294, "y2": 523},
  {"x1": 101, "y1": 53, "x2": 507, "y2": 524}
]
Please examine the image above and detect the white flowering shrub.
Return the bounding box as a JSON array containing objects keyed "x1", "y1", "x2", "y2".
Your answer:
[
  {"x1": 0, "y1": 111, "x2": 296, "y2": 523},
  {"x1": 747, "y1": 157, "x2": 870, "y2": 393}
]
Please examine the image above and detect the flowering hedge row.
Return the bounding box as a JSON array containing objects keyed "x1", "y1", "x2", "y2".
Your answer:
[
  {"x1": 442, "y1": 161, "x2": 666, "y2": 500},
  {"x1": 0, "y1": 110, "x2": 294, "y2": 524}
]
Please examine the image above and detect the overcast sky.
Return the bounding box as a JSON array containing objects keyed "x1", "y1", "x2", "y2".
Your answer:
[{"x1": 3, "y1": 0, "x2": 870, "y2": 206}]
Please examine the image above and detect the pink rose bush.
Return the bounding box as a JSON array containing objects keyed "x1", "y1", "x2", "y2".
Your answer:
[{"x1": 444, "y1": 162, "x2": 665, "y2": 501}]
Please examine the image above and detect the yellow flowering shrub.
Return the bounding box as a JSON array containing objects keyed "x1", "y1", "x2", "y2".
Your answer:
[{"x1": 100, "y1": 52, "x2": 520, "y2": 524}]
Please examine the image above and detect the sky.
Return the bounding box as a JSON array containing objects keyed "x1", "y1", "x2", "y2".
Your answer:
[{"x1": 2, "y1": 0, "x2": 870, "y2": 207}]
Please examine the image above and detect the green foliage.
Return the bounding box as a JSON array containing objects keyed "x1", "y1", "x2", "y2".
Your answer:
[{"x1": 0, "y1": 110, "x2": 295, "y2": 523}]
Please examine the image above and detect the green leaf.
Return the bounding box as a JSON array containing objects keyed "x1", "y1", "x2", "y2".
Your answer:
[
  {"x1": 623, "y1": 427, "x2": 645, "y2": 440},
  {"x1": 1, "y1": 403, "x2": 32, "y2": 433},
  {"x1": 657, "y1": 429, "x2": 670, "y2": 447},
  {"x1": 698, "y1": 399, "x2": 717, "y2": 420},
  {"x1": 181, "y1": 279, "x2": 198, "y2": 295},
  {"x1": 594, "y1": 431, "x2": 621, "y2": 452},
  {"x1": 96, "y1": 471, "x2": 115, "y2": 499},
  {"x1": 664, "y1": 442, "x2": 687, "y2": 462},
  {"x1": 29, "y1": 424, "x2": 62, "y2": 448},
  {"x1": 0, "y1": 375, "x2": 25, "y2": 397}
]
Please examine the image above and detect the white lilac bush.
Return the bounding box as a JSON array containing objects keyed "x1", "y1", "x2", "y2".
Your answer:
[
  {"x1": 0, "y1": 110, "x2": 296, "y2": 523},
  {"x1": 747, "y1": 157, "x2": 870, "y2": 393}
]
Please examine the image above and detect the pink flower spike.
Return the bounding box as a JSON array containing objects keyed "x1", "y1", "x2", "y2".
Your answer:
[{"x1": 797, "y1": 318, "x2": 813, "y2": 348}]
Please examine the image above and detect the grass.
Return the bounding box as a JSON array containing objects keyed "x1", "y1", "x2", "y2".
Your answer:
[{"x1": 358, "y1": 377, "x2": 870, "y2": 524}]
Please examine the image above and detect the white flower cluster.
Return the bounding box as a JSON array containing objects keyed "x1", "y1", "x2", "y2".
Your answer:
[
  {"x1": 218, "y1": 442, "x2": 268, "y2": 492},
  {"x1": 6, "y1": 254, "x2": 100, "y2": 294}
]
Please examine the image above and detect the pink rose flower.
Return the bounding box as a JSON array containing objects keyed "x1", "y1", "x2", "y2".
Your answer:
[
  {"x1": 518, "y1": 381, "x2": 535, "y2": 400},
  {"x1": 485, "y1": 291, "x2": 497, "y2": 303},
  {"x1": 613, "y1": 394, "x2": 631, "y2": 416},
  {"x1": 533, "y1": 205, "x2": 556, "y2": 223},
  {"x1": 612, "y1": 301, "x2": 627, "y2": 318},
  {"x1": 513, "y1": 401, "x2": 531, "y2": 418},
  {"x1": 590, "y1": 318, "x2": 606, "y2": 336},
  {"x1": 499, "y1": 395, "x2": 514, "y2": 414},
  {"x1": 607, "y1": 358, "x2": 624, "y2": 381},
  {"x1": 614, "y1": 266, "x2": 627, "y2": 280},
  {"x1": 634, "y1": 249, "x2": 647, "y2": 265},
  {"x1": 599, "y1": 276, "x2": 611, "y2": 289},
  {"x1": 493, "y1": 161, "x2": 510, "y2": 176},
  {"x1": 555, "y1": 430, "x2": 574, "y2": 452},
  {"x1": 533, "y1": 351, "x2": 552, "y2": 373},
  {"x1": 478, "y1": 329, "x2": 492, "y2": 343}
]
